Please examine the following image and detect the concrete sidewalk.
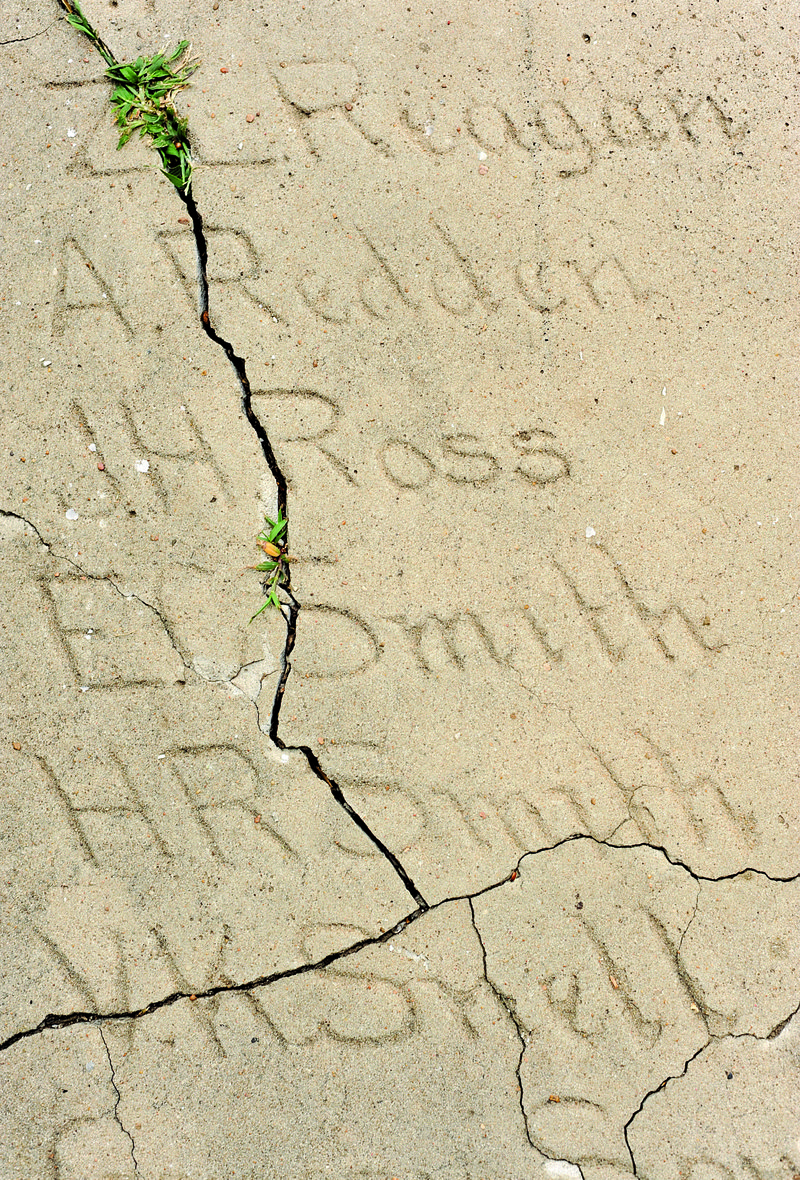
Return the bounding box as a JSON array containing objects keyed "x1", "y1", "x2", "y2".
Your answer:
[{"x1": 0, "y1": 2, "x2": 797, "y2": 1177}]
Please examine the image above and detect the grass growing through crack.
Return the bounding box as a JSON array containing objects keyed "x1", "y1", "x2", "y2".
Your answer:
[
  {"x1": 60, "y1": 2, "x2": 289, "y2": 621},
  {"x1": 249, "y1": 511, "x2": 290, "y2": 621},
  {"x1": 59, "y1": 0, "x2": 198, "y2": 191}
]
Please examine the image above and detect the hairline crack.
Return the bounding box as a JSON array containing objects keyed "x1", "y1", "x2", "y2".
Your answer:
[{"x1": 100, "y1": 1027, "x2": 140, "y2": 1177}]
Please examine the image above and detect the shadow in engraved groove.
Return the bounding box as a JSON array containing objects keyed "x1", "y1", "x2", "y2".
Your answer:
[{"x1": 250, "y1": 387, "x2": 356, "y2": 484}]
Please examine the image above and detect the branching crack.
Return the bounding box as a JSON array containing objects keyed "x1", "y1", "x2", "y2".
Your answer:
[
  {"x1": 469, "y1": 898, "x2": 533, "y2": 1147},
  {"x1": 10, "y1": 19, "x2": 798, "y2": 1175},
  {"x1": 469, "y1": 899, "x2": 587, "y2": 1178},
  {"x1": 2, "y1": 823, "x2": 798, "y2": 1180},
  {"x1": 1, "y1": 822, "x2": 798, "y2": 1054},
  {"x1": 623, "y1": 1004, "x2": 800, "y2": 1174},
  {"x1": 99, "y1": 1028, "x2": 139, "y2": 1176}
]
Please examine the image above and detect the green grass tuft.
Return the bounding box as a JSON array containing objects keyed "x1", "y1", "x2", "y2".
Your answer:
[
  {"x1": 248, "y1": 510, "x2": 290, "y2": 622},
  {"x1": 60, "y1": 0, "x2": 198, "y2": 191}
]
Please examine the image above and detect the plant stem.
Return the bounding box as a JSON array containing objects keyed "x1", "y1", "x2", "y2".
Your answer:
[
  {"x1": 57, "y1": 0, "x2": 197, "y2": 192},
  {"x1": 57, "y1": 0, "x2": 116, "y2": 67}
]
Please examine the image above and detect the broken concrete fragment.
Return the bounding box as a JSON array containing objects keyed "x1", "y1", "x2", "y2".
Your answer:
[
  {"x1": 627, "y1": 1015, "x2": 800, "y2": 1178},
  {"x1": 474, "y1": 841, "x2": 705, "y2": 1166}
]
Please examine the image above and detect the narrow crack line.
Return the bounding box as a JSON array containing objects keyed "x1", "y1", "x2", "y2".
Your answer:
[
  {"x1": 469, "y1": 899, "x2": 587, "y2": 1179},
  {"x1": 711, "y1": 1003, "x2": 800, "y2": 1044},
  {"x1": 623, "y1": 1037, "x2": 712, "y2": 1175},
  {"x1": 677, "y1": 882, "x2": 701, "y2": 956},
  {"x1": 601, "y1": 836, "x2": 800, "y2": 885},
  {"x1": 283, "y1": 742, "x2": 428, "y2": 908},
  {"x1": 0, "y1": 508, "x2": 49, "y2": 545},
  {"x1": 433, "y1": 833, "x2": 800, "y2": 917},
  {"x1": 82, "y1": 570, "x2": 193, "y2": 670},
  {"x1": 468, "y1": 898, "x2": 533, "y2": 1149},
  {"x1": 0, "y1": 18, "x2": 61, "y2": 46},
  {"x1": 622, "y1": 998, "x2": 800, "y2": 1175},
  {"x1": 1, "y1": 507, "x2": 195, "y2": 670},
  {"x1": 102, "y1": 578, "x2": 192, "y2": 666},
  {"x1": 99, "y1": 1028, "x2": 139, "y2": 1176},
  {"x1": 0, "y1": 907, "x2": 425, "y2": 1054},
  {"x1": 0, "y1": 856, "x2": 519, "y2": 1055}
]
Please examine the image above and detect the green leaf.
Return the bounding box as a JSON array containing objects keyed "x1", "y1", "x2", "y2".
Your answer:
[
  {"x1": 167, "y1": 40, "x2": 189, "y2": 62},
  {"x1": 63, "y1": 6, "x2": 197, "y2": 193},
  {"x1": 248, "y1": 600, "x2": 271, "y2": 624},
  {"x1": 107, "y1": 64, "x2": 133, "y2": 85}
]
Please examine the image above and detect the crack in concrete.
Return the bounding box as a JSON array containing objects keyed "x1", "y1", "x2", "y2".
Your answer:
[
  {"x1": 1, "y1": 801, "x2": 798, "y2": 1167},
  {"x1": 468, "y1": 898, "x2": 540, "y2": 1155},
  {"x1": 440, "y1": 832, "x2": 800, "y2": 902},
  {"x1": 177, "y1": 188, "x2": 430, "y2": 910},
  {"x1": 15, "y1": 488, "x2": 792, "y2": 901},
  {"x1": 100, "y1": 1027, "x2": 139, "y2": 1177},
  {"x1": 3, "y1": 500, "x2": 427, "y2": 903},
  {"x1": 622, "y1": 1003, "x2": 800, "y2": 1175},
  {"x1": 622, "y1": 1037, "x2": 712, "y2": 1175},
  {"x1": 766, "y1": 996, "x2": 800, "y2": 1040},
  {"x1": 0, "y1": 19, "x2": 60, "y2": 47},
  {"x1": 6, "y1": 13, "x2": 797, "y2": 1173},
  {"x1": 471, "y1": 862, "x2": 793, "y2": 1179},
  {"x1": 0, "y1": 508, "x2": 195, "y2": 673},
  {"x1": 676, "y1": 883, "x2": 700, "y2": 957},
  {"x1": 0, "y1": 907, "x2": 426, "y2": 1053}
]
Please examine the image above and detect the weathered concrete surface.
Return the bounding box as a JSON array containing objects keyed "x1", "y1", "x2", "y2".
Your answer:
[
  {"x1": 0, "y1": 518, "x2": 411, "y2": 1046},
  {"x1": 473, "y1": 840, "x2": 800, "y2": 1167},
  {"x1": 0, "y1": 0, "x2": 797, "y2": 1176},
  {"x1": 1, "y1": 904, "x2": 547, "y2": 1178}
]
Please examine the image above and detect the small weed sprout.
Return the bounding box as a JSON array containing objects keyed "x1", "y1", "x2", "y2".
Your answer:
[
  {"x1": 249, "y1": 510, "x2": 290, "y2": 621},
  {"x1": 59, "y1": 0, "x2": 198, "y2": 191}
]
